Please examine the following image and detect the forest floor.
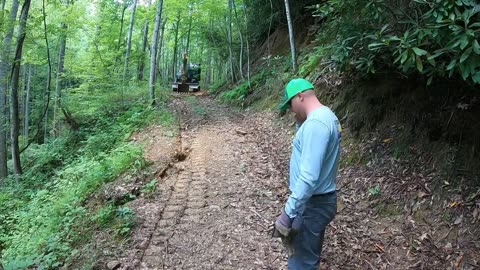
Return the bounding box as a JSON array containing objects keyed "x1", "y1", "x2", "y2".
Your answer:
[{"x1": 100, "y1": 93, "x2": 479, "y2": 270}]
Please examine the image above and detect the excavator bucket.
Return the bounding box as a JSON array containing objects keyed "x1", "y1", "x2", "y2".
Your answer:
[
  {"x1": 172, "y1": 82, "x2": 199, "y2": 92},
  {"x1": 173, "y1": 53, "x2": 200, "y2": 92},
  {"x1": 177, "y1": 83, "x2": 189, "y2": 92}
]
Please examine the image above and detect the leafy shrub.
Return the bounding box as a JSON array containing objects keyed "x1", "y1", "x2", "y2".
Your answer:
[
  {"x1": 220, "y1": 70, "x2": 269, "y2": 105},
  {"x1": 142, "y1": 178, "x2": 158, "y2": 195},
  {"x1": 209, "y1": 79, "x2": 227, "y2": 95},
  {"x1": 0, "y1": 100, "x2": 175, "y2": 269},
  {"x1": 220, "y1": 82, "x2": 250, "y2": 103},
  {"x1": 313, "y1": 0, "x2": 480, "y2": 84},
  {"x1": 0, "y1": 143, "x2": 143, "y2": 269}
]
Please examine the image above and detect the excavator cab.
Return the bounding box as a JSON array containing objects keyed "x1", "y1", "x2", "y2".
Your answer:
[{"x1": 173, "y1": 53, "x2": 201, "y2": 92}]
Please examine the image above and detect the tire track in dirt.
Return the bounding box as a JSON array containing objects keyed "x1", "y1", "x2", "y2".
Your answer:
[
  {"x1": 138, "y1": 96, "x2": 213, "y2": 269},
  {"x1": 139, "y1": 164, "x2": 191, "y2": 269}
]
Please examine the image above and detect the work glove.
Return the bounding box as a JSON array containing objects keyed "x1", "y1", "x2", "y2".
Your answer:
[
  {"x1": 274, "y1": 210, "x2": 292, "y2": 236},
  {"x1": 273, "y1": 210, "x2": 295, "y2": 256}
]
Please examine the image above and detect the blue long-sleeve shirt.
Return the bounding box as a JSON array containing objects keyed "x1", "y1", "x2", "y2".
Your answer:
[{"x1": 285, "y1": 106, "x2": 341, "y2": 218}]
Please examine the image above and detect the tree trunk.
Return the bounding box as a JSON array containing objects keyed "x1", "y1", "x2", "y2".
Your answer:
[
  {"x1": 156, "y1": 18, "x2": 167, "y2": 82},
  {"x1": 123, "y1": 0, "x2": 138, "y2": 83},
  {"x1": 163, "y1": 33, "x2": 169, "y2": 82},
  {"x1": 10, "y1": 0, "x2": 31, "y2": 176},
  {"x1": 172, "y1": 12, "x2": 181, "y2": 81},
  {"x1": 227, "y1": 0, "x2": 236, "y2": 82},
  {"x1": 137, "y1": 20, "x2": 149, "y2": 81},
  {"x1": 117, "y1": 4, "x2": 127, "y2": 51},
  {"x1": 284, "y1": 0, "x2": 297, "y2": 73},
  {"x1": 19, "y1": 65, "x2": 25, "y2": 134},
  {"x1": 186, "y1": 16, "x2": 192, "y2": 55},
  {"x1": 53, "y1": 1, "x2": 68, "y2": 137},
  {"x1": 44, "y1": 107, "x2": 48, "y2": 142},
  {"x1": 148, "y1": 0, "x2": 164, "y2": 104},
  {"x1": 0, "y1": 0, "x2": 19, "y2": 180},
  {"x1": 243, "y1": 0, "x2": 251, "y2": 87},
  {"x1": 38, "y1": 0, "x2": 52, "y2": 146},
  {"x1": 268, "y1": 0, "x2": 273, "y2": 61},
  {"x1": 232, "y1": 0, "x2": 244, "y2": 81},
  {"x1": 23, "y1": 64, "x2": 31, "y2": 142},
  {"x1": 162, "y1": 37, "x2": 167, "y2": 82}
]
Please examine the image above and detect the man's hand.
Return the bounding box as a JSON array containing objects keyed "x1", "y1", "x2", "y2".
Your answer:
[
  {"x1": 274, "y1": 210, "x2": 292, "y2": 236},
  {"x1": 273, "y1": 210, "x2": 295, "y2": 256}
]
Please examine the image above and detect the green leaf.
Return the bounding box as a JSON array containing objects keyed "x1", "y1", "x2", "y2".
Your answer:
[
  {"x1": 449, "y1": 68, "x2": 455, "y2": 77},
  {"x1": 460, "y1": 38, "x2": 469, "y2": 50},
  {"x1": 410, "y1": 53, "x2": 417, "y2": 65},
  {"x1": 455, "y1": 7, "x2": 462, "y2": 16},
  {"x1": 394, "y1": 54, "x2": 402, "y2": 63},
  {"x1": 428, "y1": 51, "x2": 444, "y2": 60},
  {"x1": 459, "y1": 63, "x2": 470, "y2": 80},
  {"x1": 427, "y1": 55, "x2": 436, "y2": 66},
  {"x1": 412, "y1": 47, "x2": 428, "y2": 56},
  {"x1": 427, "y1": 76, "x2": 433, "y2": 85},
  {"x1": 401, "y1": 51, "x2": 408, "y2": 64},
  {"x1": 436, "y1": 14, "x2": 444, "y2": 22},
  {"x1": 388, "y1": 36, "x2": 401, "y2": 41},
  {"x1": 368, "y1": 43, "x2": 385, "y2": 49},
  {"x1": 416, "y1": 55, "x2": 424, "y2": 73},
  {"x1": 472, "y1": 71, "x2": 480, "y2": 84},
  {"x1": 460, "y1": 47, "x2": 473, "y2": 63},
  {"x1": 449, "y1": 12, "x2": 456, "y2": 20},
  {"x1": 473, "y1": 40, "x2": 480, "y2": 54},
  {"x1": 380, "y1": 24, "x2": 389, "y2": 34},
  {"x1": 447, "y1": 59, "x2": 457, "y2": 70}
]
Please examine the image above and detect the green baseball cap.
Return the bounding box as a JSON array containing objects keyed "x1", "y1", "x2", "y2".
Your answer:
[{"x1": 279, "y1": 78, "x2": 314, "y2": 111}]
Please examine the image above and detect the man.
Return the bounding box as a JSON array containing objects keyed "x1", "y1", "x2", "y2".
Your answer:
[{"x1": 274, "y1": 78, "x2": 341, "y2": 270}]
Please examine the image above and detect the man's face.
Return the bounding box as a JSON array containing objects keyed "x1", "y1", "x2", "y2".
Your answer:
[{"x1": 290, "y1": 94, "x2": 306, "y2": 123}]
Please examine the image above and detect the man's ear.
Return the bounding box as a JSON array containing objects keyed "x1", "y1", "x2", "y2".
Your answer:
[{"x1": 297, "y1": 92, "x2": 304, "y2": 102}]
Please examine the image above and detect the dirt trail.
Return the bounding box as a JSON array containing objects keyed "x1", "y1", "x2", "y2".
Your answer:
[
  {"x1": 112, "y1": 93, "x2": 479, "y2": 270},
  {"x1": 115, "y1": 94, "x2": 288, "y2": 270}
]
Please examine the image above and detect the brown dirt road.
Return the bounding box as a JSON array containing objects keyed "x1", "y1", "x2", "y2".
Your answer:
[{"x1": 109, "y1": 93, "x2": 479, "y2": 270}]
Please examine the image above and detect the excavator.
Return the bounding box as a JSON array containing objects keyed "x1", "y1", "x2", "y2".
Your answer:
[{"x1": 172, "y1": 52, "x2": 200, "y2": 92}]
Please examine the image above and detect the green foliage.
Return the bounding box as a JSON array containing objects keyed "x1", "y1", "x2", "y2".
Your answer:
[
  {"x1": 368, "y1": 184, "x2": 381, "y2": 196},
  {"x1": 221, "y1": 82, "x2": 250, "y2": 104},
  {"x1": 0, "y1": 100, "x2": 175, "y2": 269},
  {"x1": 141, "y1": 178, "x2": 158, "y2": 195},
  {"x1": 299, "y1": 48, "x2": 324, "y2": 76},
  {"x1": 94, "y1": 204, "x2": 116, "y2": 228},
  {"x1": 220, "y1": 70, "x2": 269, "y2": 105},
  {"x1": 93, "y1": 204, "x2": 136, "y2": 237},
  {"x1": 313, "y1": 0, "x2": 480, "y2": 84},
  {"x1": 209, "y1": 79, "x2": 227, "y2": 95},
  {"x1": 115, "y1": 206, "x2": 136, "y2": 236},
  {"x1": 0, "y1": 143, "x2": 142, "y2": 269}
]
